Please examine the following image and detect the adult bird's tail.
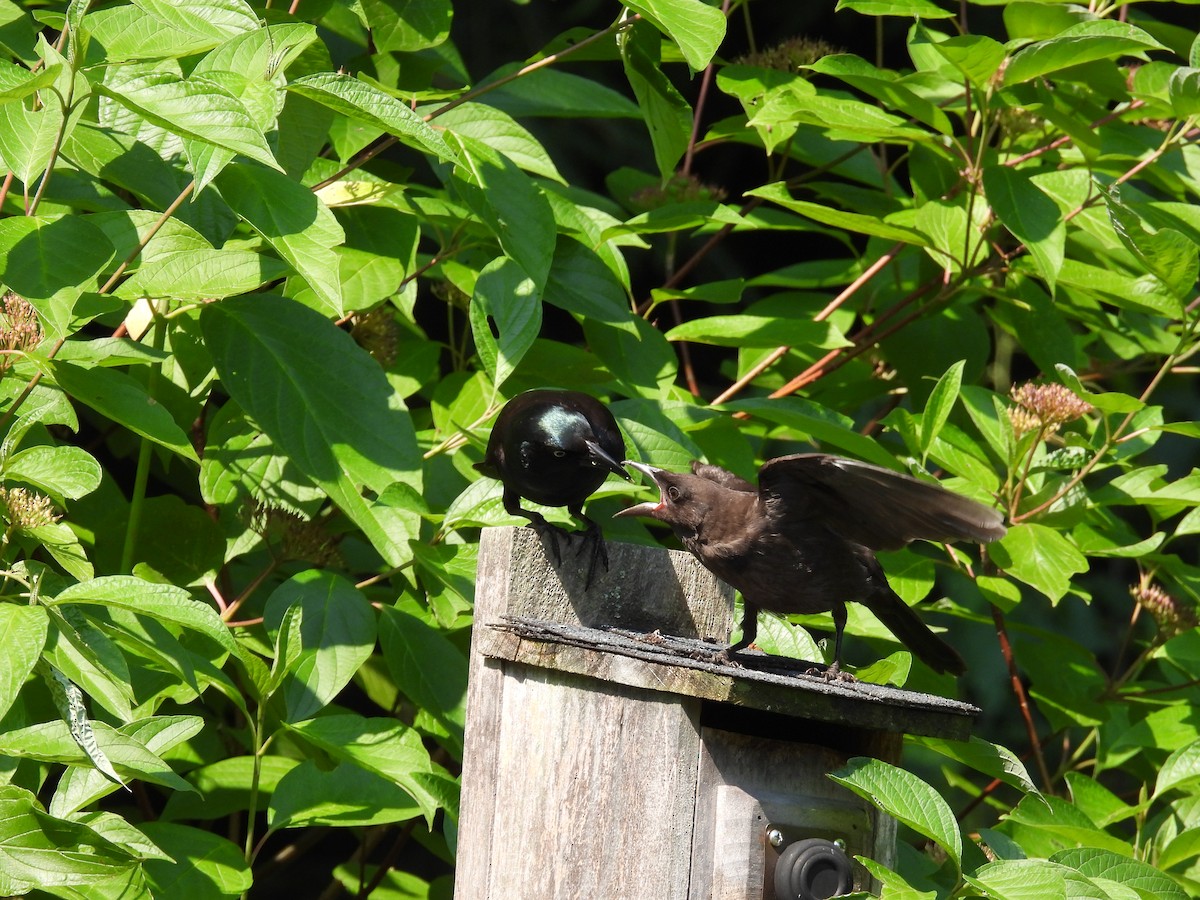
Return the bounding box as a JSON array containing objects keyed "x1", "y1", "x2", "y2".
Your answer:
[{"x1": 861, "y1": 586, "x2": 966, "y2": 676}]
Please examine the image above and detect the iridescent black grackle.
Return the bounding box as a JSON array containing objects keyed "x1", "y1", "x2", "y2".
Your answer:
[
  {"x1": 475, "y1": 389, "x2": 630, "y2": 587},
  {"x1": 617, "y1": 454, "x2": 1006, "y2": 677}
]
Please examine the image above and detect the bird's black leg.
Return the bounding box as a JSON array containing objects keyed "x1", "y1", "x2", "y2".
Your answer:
[
  {"x1": 568, "y1": 504, "x2": 608, "y2": 590},
  {"x1": 823, "y1": 603, "x2": 856, "y2": 682},
  {"x1": 504, "y1": 489, "x2": 568, "y2": 565},
  {"x1": 715, "y1": 603, "x2": 758, "y2": 665}
]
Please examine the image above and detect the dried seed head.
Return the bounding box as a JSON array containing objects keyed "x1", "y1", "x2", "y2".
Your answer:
[
  {"x1": 0, "y1": 293, "x2": 43, "y2": 374},
  {"x1": 352, "y1": 306, "x2": 402, "y2": 368},
  {"x1": 736, "y1": 37, "x2": 840, "y2": 72},
  {"x1": 0, "y1": 485, "x2": 60, "y2": 529},
  {"x1": 1132, "y1": 582, "x2": 1197, "y2": 637},
  {"x1": 630, "y1": 173, "x2": 727, "y2": 212},
  {"x1": 1008, "y1": 382, "x2": 1094, "y2": 436}
]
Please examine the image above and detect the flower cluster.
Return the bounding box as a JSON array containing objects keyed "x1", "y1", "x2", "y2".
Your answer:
[
  {"x1": 352, "y1": 306, "x2": 402, "y2": 368},
  {"x1": 630, "y1": 172, "x2": 727, "y2": 212},
  {"x1": 0, "y1": 293, "x2": 42, "y2": 374},
  {"x1": 736, "y1": 37, "x2": 840, "y2": 72},
  {"x1": 1008, "y1": 382, "x2": 1095, "y2": 437},
  {"x1": 250, "y1": 503, "x2": 342, "y2": 567},
  {"x1": 1132, "y1": 582, "x2": 1198, "y2": 638},
  {"x1": 0, "y1": 485, "x2": 60, "y2": 529}
]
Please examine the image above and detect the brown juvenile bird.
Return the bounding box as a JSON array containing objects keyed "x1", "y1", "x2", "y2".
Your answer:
[
  {"x1": 475, "y1": 389, "x2": 629, "y2": 587},
  {"x1": 616, "y1": 454, "x2": 1006, "y2": 676}
]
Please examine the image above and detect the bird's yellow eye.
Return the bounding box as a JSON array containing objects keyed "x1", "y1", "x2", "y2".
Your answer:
[
  {"x1": 553, "y1": 450, "x2": 567, "y2": 458},
  {"x1": 667, "y1": 485, "x2": 681, "y2": 501}
]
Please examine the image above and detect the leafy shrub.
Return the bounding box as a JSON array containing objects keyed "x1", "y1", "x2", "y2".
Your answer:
[{"x1": 1, "y1": 0, "x2": 1199, "y2": 896}]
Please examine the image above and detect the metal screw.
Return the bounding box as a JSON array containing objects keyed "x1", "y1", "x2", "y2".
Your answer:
[{"x1": 767, "y1": 828, "x2": 784, "y2": 848}]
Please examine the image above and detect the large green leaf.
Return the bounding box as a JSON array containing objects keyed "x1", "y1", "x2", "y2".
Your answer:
[
  {"x1": 829, "y1": 757, "x2": 962, "y2": 870},
  {"x1": 621, "y1": 20, "x2": 693, "y2": 178},
  {"x1": 624, "y1": 0, "x2": 726, "y2": 71},
  {"x1": 286, "y1": 715, "x2": 455, "y2": 826},
  {"x1": 991, "y1": 523, "x2": 1089, "y2": 603},
  {"x1": 262, "y1": 571, "x2": 378, "y2": 723},
  {"x1": 0, "y1": 786, "x2": 138, "y2": 895},
  {"x1": 37, "y1": 360, "x2": 198, "y2": 462},
  {"x1": 0, "y1": 605, "x2": 48, "y2": 723},
  {"x1": 129, "y1": 0, "x2": 258, "y2": 45},
  {"x1": 1003, "y1": 20, "x2": 1165, "y2": 86},
  {"x1": 470, "y1": 255, "x2": 542, "y2": 388},
  {"x1": 0, "y1": 215, "x2": 115, "y2": 341},
  {"x1": 200, "y1": 294, "x2": 421, "y2": 565},
  {"x1": 214, "y1": 165, "x2": 345, "y2": 317},
  {"x1": 141, "y1": 823, "x2": 251, "y2": 897},
  {"x1": 94, "y1": 70, "x2": 280, "y2": 171},
  {"x1": 360, "y1": 0, "x2": 451, "y2": 52},
  {"x1": 984, "y1": 165, "x2": 1066, "y2": 295},
  {"x1": 287, "y1": 72, "x2": 459, "y2": 164},
  {"x1": 749, "y1": 182, "x2": 929, "y2": 245},
  {"x1": 269, "y1": 760, "x2": 425, "y2": 829}
]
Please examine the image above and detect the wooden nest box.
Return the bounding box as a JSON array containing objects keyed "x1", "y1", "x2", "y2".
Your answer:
[{"x1": 455, "y1": 527, "x2": 977, "y2": 900}]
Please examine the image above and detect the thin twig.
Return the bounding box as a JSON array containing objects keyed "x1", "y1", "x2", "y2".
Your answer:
[{"x1": 991, "y1": 606, "x2": 1054, "y2": 792}]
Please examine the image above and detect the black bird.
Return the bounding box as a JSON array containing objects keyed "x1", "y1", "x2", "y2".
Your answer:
[
  {"x1": 616, "y1": 454, "x2": 1007, "y2": 677},
  {"x1": 475, "y1": 389, "x2": 630, "y2": 586}
]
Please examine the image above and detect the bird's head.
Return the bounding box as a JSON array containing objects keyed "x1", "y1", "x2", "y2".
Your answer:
[
  {"x1": 522, "y1": 406, "x2": 630, "y2": 481},
  {"x1": 615, "y1": 461, "x2": 709, "y2": 536}
]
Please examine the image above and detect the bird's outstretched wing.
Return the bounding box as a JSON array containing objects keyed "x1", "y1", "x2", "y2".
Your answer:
[{"x1": 757, "y1": 453, "x2": 1006, "y2": 551}]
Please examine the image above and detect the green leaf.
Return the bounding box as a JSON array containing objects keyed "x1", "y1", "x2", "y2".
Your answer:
[
  {"x1": 200, "y1": 294, "x2": 421, "y2": 565},
  {"x1": 1154, "y1": 738, "x2": 1200, "y2": 799},
  {"x1": 829, "y1": 757, "x2": 962, "y2": 870},
  {"x1": 434, "y1": 102, "x2": 564, "y2": 183},
  {"x1": 990, "y1": 523, "x2": 1088, "y2": 603},
  {"x1": 481, "y1": 66, "x2": 641, "y2": 119},
  {"x1": 748, "y1": 182, "x2": 930, "y2": 245},
  {"x1": 837, "y1": 0, "x2": 954, "y2": 17},
  {"x1": 287, "y1": 72, "x2": 459, "y2": 164},
  {"x1": 451, "y1": 135, "x2": 556, "y2": 292},
  {"x1": 967, "y1": 859, "x2": 1104, "y2": 900},
  {"x1": 140, "y1": 822, "x2": 251, "y2": 897},
  {"x1": 1105, "y1": 192, "x2": 1197, "y2": 306},
  {"x1": 1003, "y1": 20, "x2": 1165, "y2": 86},
  {"x1": 37, "y1": 361, "x2": 198, "y2": 462},
  {"x1": 129, "y1": 0, "x2": 258, "y2": 45},
  {"x1": 0, "y1": 59, "x2": 59, "y2": 102},
  {"x1": 94, "y1": 70, "x2": 280, "y2": 172},
  {"x1": 270, "y1": 760, "x2": 425, "y2": 829},
  {"x1": 0, "y1": 604, "x2": 48, "y2": 722},
  {"x1": 359, "y1": 0, "x2": 451, "y2": 52},
  {"x1": 287, "y1": 715, "x2": 455, "y2": 826},
  {"x1": 665, "y1": 314, "x2": 851, "y2": 349},
  {"x1": 0, "y1": 786, "x2": 137, "y2": 895},
  {"x1": 923, "y1": 31, "x2": 1008, "y2": 88},
  {"x1": 262, "y1": 571, "x2": 378, "y2": 723},
  {"x1": 54, "y1": 576, "x2": 235, "y2": 652},
  {"x1": 919, "y1": 359, "x2": 964, "y2": 463},
  {"x1": 807, "y1": 54, "x2": 953, "y2": 135},
  {"x1": 621, "y1": 20, "x2": 693, "y2": 178},
  {"x1": 1051, "y1": 848, "x2": 1188, "y2": 900},
  {"x1": 984, "y1": 166, "x2": 1066, "y2": 295},
  {"x1": 624, "y1": 0, "x2": 726, "y2": 71},
  {"x1": 470, "y1": 256, "x2": 541, "y2": 388},
  {"x1": 912, "y1": 735, "x2": 1040, "y2": 796},
  {"x1": 379, "y1": 606, "x2": 468, "y2": 756},
  {"x1": 3, "y1": 445, "x2": 102, "y2": 500},
  {"x1": 0, "y1": 215, "x2": 115, "y2": 341},
  {"x1": 214, "y1": 164, "x2": 345, "y2": 317}
]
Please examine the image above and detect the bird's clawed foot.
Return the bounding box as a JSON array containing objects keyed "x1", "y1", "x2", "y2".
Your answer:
[
  {"x1": 804, "y1": 662, "x2": 857, "y2": 683},
  {"x1": 711, "y1": 647, "x2": 745, "y2": 668},
  {"x1": 573, "y1": 521, "x2": 610, "y2": 591},
  {"x1": 528, "y1": 519, "x2": 571, "y2": 567}
]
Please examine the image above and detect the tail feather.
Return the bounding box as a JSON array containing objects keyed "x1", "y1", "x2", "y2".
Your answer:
[{"x1": 861, "y1": 587, "x2": 966, "y2": 676}]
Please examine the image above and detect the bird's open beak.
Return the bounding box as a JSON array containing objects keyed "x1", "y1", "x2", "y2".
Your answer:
[
  {"x1": 614, "y1": 460, "x2": 667, "y2": 518},
  {"x1": 585, "y1": 440, "x2": 632, "y2": 481}
]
